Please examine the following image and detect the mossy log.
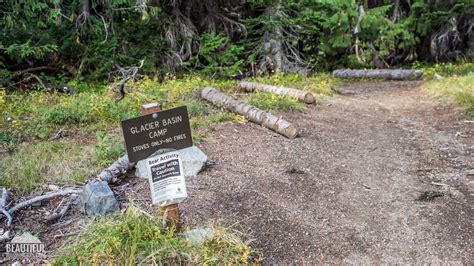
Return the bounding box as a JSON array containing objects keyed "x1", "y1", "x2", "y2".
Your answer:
[
  {"x1": 201, "y1": 87, "x2": 299, "y2": 139},
  {"x1": 332, "y1": 69, "x2": 423, "y2": 80},
  {"x1": 238, "y1": 81, "x2": 315, "y2": 104}
]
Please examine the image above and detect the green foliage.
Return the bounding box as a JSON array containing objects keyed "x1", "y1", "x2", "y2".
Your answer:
[
  {"x1": 94, "y1": 131, "x2": 125, "y2": 166},
  {"x1": 424, "y1": 72, "x2": 474, "y2": 117},
  {"x1": 54, "y1": 206, "x2": 257, "y2": 264},
  {"x1": 2, "y1": 0, "x2": 471, "y2": 86},
  {"x1": 247, "y1": 92, "x2": 304, "y2": 113},
  {"x1": 188, "y1": 33, "x2": 244, "y2": 76},
  {"x1": 418, "y1": 62, "x2": 474, "y2": 80},
  {"x1": 0, "y1": 141, "x2": 99, "y2": 194}
]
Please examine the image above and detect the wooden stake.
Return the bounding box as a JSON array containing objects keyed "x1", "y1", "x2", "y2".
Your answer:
[{"x1": 141, "y1": 102, "x2": 181, "y2": 231}]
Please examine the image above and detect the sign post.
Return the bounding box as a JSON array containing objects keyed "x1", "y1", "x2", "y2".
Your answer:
[{"x1": 138, "y1": 102, "x2": 185, "y2": 231}]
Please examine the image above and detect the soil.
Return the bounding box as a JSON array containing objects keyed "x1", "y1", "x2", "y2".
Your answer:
[
  {"x1": 2, "y1": 80, "x2": 472, "y2": 264},
  {"x1": 181, "y1": 81, "x2": 473, "y2": 264}
]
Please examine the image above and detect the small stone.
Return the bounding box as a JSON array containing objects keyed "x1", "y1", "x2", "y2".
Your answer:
[
  {"x1": 466, "y1": 169, "x2": 474, "y2": 177},
  {"x1": 47, "y1": 184, "x2": 59, "y2": 191},
  {"x1": 11, "y1": 232, "x2": 42, "y2": 244},
  {"x1": 184, "y1": 227, "x2": 214, "y2": 246},
  {"x1": 77, "y1": 181, "x2": 119, "y2": 216},
  {"x1": 135, "y1": 146, "x2": 208, "y2": 179},
  {"x1": 31, "y1": 200, "x2": 42, "y2": 207}
]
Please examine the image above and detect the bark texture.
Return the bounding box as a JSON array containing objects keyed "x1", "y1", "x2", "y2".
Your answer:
[
  {"x1": 201, "y1": 87, "x2": 299, "y2": 139},
  {"x1": 332, "y1": 69, "x2": 423, "y2": 80},
  {"x1": 97, "y1": 155, "x2": 134, "y2": 183},
  {"x1": 238, "y1": 81, "x2": 315, "y2": 104}
]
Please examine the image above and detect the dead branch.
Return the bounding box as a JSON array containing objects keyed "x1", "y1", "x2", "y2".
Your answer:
[
  {"x1": 2, "y1": 66, "x2": 55, "y2": 85},
  {"x1": 97, "y1": 154, "x2": 134, "y2": 183},
  {"x1": 0, "y1": 188, "x2": 11, "y2": 242},
  {"x1": 46, "y1": 196, "x2": 76, "y2": 222},
  {"x1": 24, "y1": 73, "x2": 48, "y2": 90},
  {"x1": 0, "y1": 188, "x2": 11, "y2": 227},
  {"x1": 201, "y1": 87, "x2": 299, "y2": 138},
  {"x1": 8, "y1": 188, "x2": 82, "y2": 215},
  {"x1": 109, "y1": 59, "x2": 145, "y2": 101},
  {"x1": 0, "y1": 188, "x2": 8, "y2": 208},
  {"x1": 0, "y1": 228, "x2": 10, "y2": 242}
]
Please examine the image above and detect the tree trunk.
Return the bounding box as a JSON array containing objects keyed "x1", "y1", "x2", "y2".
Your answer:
[
  {"x1": 391, "y1": 0, "x2": 400, "y2": 22},
  {"x1": 332, "y1": 69, "x2": 423, "y2": 80},
  {"x1": 200, "y1": 87, "x2": 299, "y2": 139},
  {"x1": 238, "y1": 81, "x2": 315, "y2": 104}
]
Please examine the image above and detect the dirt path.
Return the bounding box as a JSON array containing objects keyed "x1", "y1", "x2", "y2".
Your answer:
[{"x1": 182, "y1": 81, "x2": 473, "y2": 264}]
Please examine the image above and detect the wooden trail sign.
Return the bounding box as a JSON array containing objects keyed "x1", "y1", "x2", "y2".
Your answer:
[
  {"x1": 121, "y1": 105, "x2": 193, "y2": 163},
  {"x1": 122, "y1": 103, "x2": 193, "y2": 231}
]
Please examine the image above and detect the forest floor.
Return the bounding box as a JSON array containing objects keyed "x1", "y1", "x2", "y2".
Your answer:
[{"x1": 180, "y1": 80, "x2": 473, "y2": 264}]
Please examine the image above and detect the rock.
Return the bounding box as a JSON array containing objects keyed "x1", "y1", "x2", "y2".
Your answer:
[
  {"x1": 77, "y1": 181, "x2": 119, "y2": 216},
  {"x1": 11, "y1": 232, "x2": 42, "y2": 244},
  {"x1": 47, "y1": 184, "x2": 59, "y2": 191},
  {"x1": 466, "y1": 169, "x2": 474, "y2": 177},
  {"x1": 434, "y1": 73, "x2": 443, "y2": 80},
  {"x1": 184, "y1": 227, "x2": 214, "y2": 246},
  {"x1": 135, "y1": 146, "x2": 208, "y2": 179}
]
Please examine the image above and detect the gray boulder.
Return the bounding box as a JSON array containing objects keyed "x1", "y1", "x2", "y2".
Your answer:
[
  {"x1": 135, "y1": 146, "x2": 208, "y2": 179},
  {"x1": 77, "y1": 180, "x2": 119, "y2": 216}
]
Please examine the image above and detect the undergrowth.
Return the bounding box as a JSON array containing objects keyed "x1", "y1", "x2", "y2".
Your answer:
[
  {"x1": 54, "y1": 206, "x2": 258, "y2": 264},
  {"x1": 0, "y1": 140, "x2": 100, "y2": 194},
  {"x1": 247, "y1": 91, "x2": 305, "y2": 113},
  {"x1": 424, "y1": 72, "x2": 474, "y2": 117},
  {"x1": 250, "y1": 72, "x2": 334, "y2": 98},
  {"x1": 417, "y1": 62, "x2": 474, "y2": 80}
]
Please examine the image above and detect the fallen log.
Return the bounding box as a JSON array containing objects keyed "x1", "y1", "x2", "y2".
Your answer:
[
  {"x1": 201, "y1": 87, "x2": 299, "y2": 139},
  {"x1": 238, "y1": 81, "x2": 316, "y2": 104},
  {"x1": 97, "y1": 154, "x2": 134, "y2": 183},
  {"x1": 332, "y1": 69, "x2": 423, "y2": 80}
]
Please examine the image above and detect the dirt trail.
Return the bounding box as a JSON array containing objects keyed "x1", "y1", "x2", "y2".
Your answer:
[{"x1": 182, "y1": 81, "x2": 473, "y2": 264}]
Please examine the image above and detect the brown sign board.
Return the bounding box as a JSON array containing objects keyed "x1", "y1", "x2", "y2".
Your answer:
[{"x1": 121, "y1": 106, "x2": 193, "y2": 163}]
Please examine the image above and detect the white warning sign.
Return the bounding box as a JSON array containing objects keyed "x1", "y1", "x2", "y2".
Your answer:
[{"x1": 146, "y1": 151, "x2": 187, "y2": 206}]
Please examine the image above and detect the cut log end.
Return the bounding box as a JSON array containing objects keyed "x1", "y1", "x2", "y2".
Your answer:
[
  {"x1": 283, "y1": 125, "x2": 299, "y2": 139},
  {"x1": 303, "y1": 93, "x2": 316, "y2": 104}
]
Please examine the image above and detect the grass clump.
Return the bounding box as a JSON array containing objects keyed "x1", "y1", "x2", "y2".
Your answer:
[
  {"x1": 94, "y1": 130, "x2": 125, "y2": 166},
  {"x1": 424, "y1": 73, "x2": 474, "y2": 117},
  {"x1": 418, "y1": 62, "x2": 474, "y2": 80},
  {"x1": 247, "y1": 91, "x2": 304, "y2": 113},
  {"x1": 0, "y1": 140, "x2": 100, "y2": 194},
  {"x1": 54, "y1": 206, "x2": 258, "y2": 264},
  {"x1": 250, "y1": 72, "x2": 334, "y2": 98}
]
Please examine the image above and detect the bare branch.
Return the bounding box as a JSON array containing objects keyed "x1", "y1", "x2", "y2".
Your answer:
[{"x1": 8, "y1": 188, "x2": 82, "y2": 215}]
